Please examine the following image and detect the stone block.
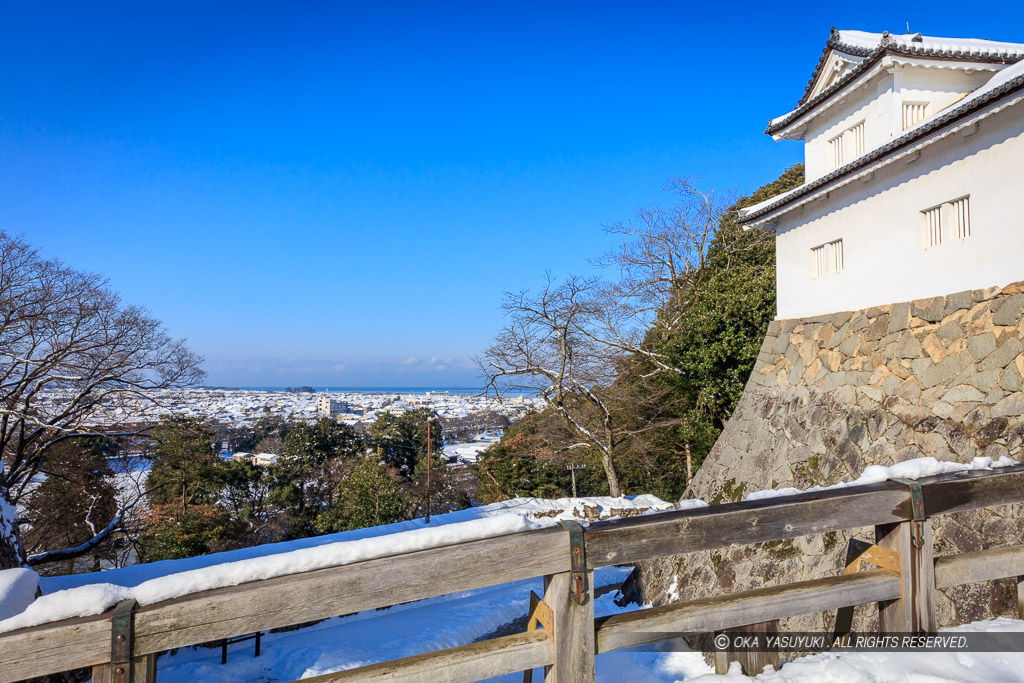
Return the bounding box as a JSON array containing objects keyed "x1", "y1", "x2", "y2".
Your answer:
[
  {"x1": 896, "y1": 334, "x2": 923, "y2": 358},
  {"x1": 921, "y1": 354, "x2": 966, "y2": 388},
  {"x1": 913, "y1": 296, "x2": 946, "y2": 322},
  {"x1": 979, "y1": 337, "x2": 1024, "y2": 372},
  {"x1": 992, "y1": 393, "x2": 1024, "y2": 418},
  {"x1": 818, "y1": 324, "x2": 836, "y2": 348},
  {"x1": 943, "y1": 290, "x2": 974, "y2": 316},
  {"x1": 860, "y1": 315, "x2": 887, "y2": 342},
  {"x1": 967, "y1": 332, "x2": 997, "y2": 360},
  {"x1": 941, "y1": 385, "x2": 986, "y2": 403},
  {"x1": 1001, "y1": 364, "x2": 1022, "y2": 392},
  {"x1": 933, "y1": 401, "x2": 955, "y2": 419},
  {"x1": 838, "y1": 332, "x2": 862, "y2": 357},
  {"x1": 771, "y1": 334, "x2": 789, "y2": 354},
  {"x1": 850, "y1": 313, "x2": 870, "y2": 332},
  {"x1": 992, "y1": 293, "x2": 1024, "y2": 326},
  {"x1": 974, "y1": 285, "x2": 1004, "y2": 301},
  {"x1": 937, "y1": 319, "x2": 966, "y2": 341},
  {"x1": 968, "y1": 369, "x2": 1002, "y2": 392},
  {"x1": 889, "y1": 302, "x2": 911, "y2": 333},
  {"x1": 830, "y1": 312, "x2": 852, "y2": 329},
  {"x1": 922, "y1": 333, "x2": 946, "y2": 362},
  {"x1": 895, "y1": 377, "x2": 922, "y2": 402},
  {"x1": 880, "y1": 374, "x2": 901, "y2": 395},
  {"x1": 829, "y1": 321, "x2": 851, "y2": 350}
]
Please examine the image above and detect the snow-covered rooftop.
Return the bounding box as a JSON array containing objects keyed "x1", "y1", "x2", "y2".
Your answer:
[
  {"x1": 832, "y1": 29, "x2": 1024, "y2": 58},
  {"x1": 770, "y1": 28, "x2": 1024, "y2": 134}
]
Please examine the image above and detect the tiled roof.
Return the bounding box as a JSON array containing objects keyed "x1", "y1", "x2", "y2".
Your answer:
[
  {"x1": 770, "y1": 28, "x2": 1024, "y2": 136},
  {"x1": 741, "y1": 60, "x2": 1024, "y2": 224}
]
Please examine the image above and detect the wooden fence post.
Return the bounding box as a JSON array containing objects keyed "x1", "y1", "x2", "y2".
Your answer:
[
  {"x1": 714, "y1": 620, "x2": 780, "y2": 675},
  {"x1": 875, "y1": 518, "x2": 936, "y2": 633},
  {"x1": 543, "y1": 571, "x2": 595, "y2": 683}
]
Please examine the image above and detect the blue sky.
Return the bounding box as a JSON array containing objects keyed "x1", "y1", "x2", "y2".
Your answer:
[{"x1": 3, "y1": 2, "x2": 1021, "y2": 387}]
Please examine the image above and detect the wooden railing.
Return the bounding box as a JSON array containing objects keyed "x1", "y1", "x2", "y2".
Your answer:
[{"x1": 3, "y1": 465, "x2": 1024, "y2": 683}]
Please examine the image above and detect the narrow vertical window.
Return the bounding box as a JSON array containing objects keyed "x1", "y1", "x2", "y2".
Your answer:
[
  {"x1": 811, "y1": 239, "x2": 844, "y2": 277},
  {"x1": 921, "y1": 196, "x2": 971, "y2": 249},
  {"x1": 848, "y1": 121, "x2": 864, "y2": 157},
  {"x1": 903, "y1": 102, "x2": 928, "y2": 130},
  {"x1": 952, "y1": 196, "x2": 971, "y2": 239},
  {"x1": 829, "y1": 133, "x2": 844, "y2": 169},
  {"x1": 828, "y1": 121, "x2": 865, "y2": 169},
  {"x1": 922, "y1": 205, "x2": 942, "y2": 248}
]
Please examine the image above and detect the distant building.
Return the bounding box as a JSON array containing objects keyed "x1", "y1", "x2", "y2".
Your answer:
[
  {"x1": 253, "y1": 453, "x2": 279, "y2": 466},
  {"x1": 316, "y1": 394, "x2": 349, "y2": 417},
  {"x1": 739, "y1": 29, "x2": 1024, "y2": 318}
]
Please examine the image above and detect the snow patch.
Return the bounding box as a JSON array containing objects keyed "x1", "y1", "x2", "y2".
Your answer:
[{"x1": 0, "y1": 568, "x2": 38, "y2": 621}]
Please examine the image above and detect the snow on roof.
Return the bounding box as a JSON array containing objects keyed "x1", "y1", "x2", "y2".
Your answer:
[
  {"x1": 741, "y1": 58, "x2": 1024, "y2": 224},
  {"x1": 771, "y1": 28, "x2": 1024, "y2": 133},
  {"x1": 834, "y1": 29, "x2": 1024, "y2": 58}
]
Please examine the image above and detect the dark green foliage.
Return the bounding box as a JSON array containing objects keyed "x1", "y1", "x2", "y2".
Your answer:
[
  {"x1": 653, "y1": 164, "x2": 804, "y2": 479},
  {"x1": 229, "y1": 412, "x2": 291, "y2": 452},
  {"x1": 314, "y1": 456, "x2": 405, "y2": 533},
  {"x1": 221, "y1": 459, "x2": 278, "y2": 544},
  {"x1": 147, "y1": 415, "x2": 223, "y2": 511},
  {"x1": 369, "y1": 408, "x2": 444, "y2": 478},
  {"x1": 275, "y1": 418, "x2": 364, "y2": 537},
  {"x1": 22, "y1": 436, "x2": 118, "y2": 573}
]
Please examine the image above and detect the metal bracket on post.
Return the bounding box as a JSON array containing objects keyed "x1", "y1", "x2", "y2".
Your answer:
[
  {"x1": 891, "y1": 478, "x2": 926, "y2": 549},
  {"x1": 110, "y1": 598, "x2": 138, "y2": 683},
  {"x1": 557, "y1": 520, "x2": 588, "y2": 605}
]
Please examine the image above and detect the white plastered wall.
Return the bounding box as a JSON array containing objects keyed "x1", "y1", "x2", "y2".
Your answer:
[
  {"x1": 801, "y1": 62, "x2": 999, "y2": 183},
  {"x1": 774, "y1": 101, "x2": 1024, "y2": 319}
]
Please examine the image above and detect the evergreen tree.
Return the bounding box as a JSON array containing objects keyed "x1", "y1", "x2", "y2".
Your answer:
[
  {"x1": 147, "y1": 416, "x2": 223, "y2": 512},
  {"x1": 22, "y1": 436, "x2": 118, "y2": 574},
  {"x1": 314, "y1": 456, "x2": 405, "y2": 532},
  {"x1": 368, "y1": 408, "x2": 444, "y2": 478}
]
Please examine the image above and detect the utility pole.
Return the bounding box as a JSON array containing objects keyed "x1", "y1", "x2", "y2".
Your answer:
[
  {"x1": 567, "y1": 464, "x2": 585, "y2": 497},
  {"x1": 426, "y1": 416, "x2": 436, "y2": 523}
]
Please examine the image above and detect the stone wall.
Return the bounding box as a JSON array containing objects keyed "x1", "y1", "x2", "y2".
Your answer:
[{"x1": 628, "y1": 281, "x2": 1024, "y2": 630}]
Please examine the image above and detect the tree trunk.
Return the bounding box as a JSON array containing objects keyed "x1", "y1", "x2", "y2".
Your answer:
[{"x1": 602, "y1": 426, "x2": 623, "y2": 497}]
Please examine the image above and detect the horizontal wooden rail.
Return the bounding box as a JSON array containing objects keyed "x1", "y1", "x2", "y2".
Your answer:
[
  {"x1": 0, "y1": 526, "x2": 569, "y2": 681},
  {"x1": 2, "y1": 465, "x2": 1024, "y2": 682},
  {"x1": 583, "y1": 465, "x2": 1024, "y2": 569},
  {"x1": 296, "y1": 629, "x2": 553, "y2": 683},
  {"x1": 596, "y1": 569, "x2": 901, "y2": 653},
  {"x1": 935, "y1": 544, "x2": 1024, "y2": 589}
]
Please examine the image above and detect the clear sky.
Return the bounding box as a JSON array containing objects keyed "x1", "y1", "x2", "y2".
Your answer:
[{"x1": 3, "y1": 3, "x2": 1021, "y2": 387}]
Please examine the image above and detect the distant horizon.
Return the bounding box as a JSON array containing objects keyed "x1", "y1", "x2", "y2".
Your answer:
[{"x1": 202, "y1": 385, "x2": 537, "y2": 396}]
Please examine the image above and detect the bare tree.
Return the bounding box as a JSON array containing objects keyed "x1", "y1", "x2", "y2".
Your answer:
[
  {"x1": 0, "y1": 233, "x2": 204, "y2": 569},
  {"x1": 478, "y1": 180, "x2": 732, "y2": 497},
  {"x1": 480, "y1": 275, "x2": 626, "y2": 496},
  {"x1": 589, "y1": 178, "x2": 731, "y2": 374}
]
